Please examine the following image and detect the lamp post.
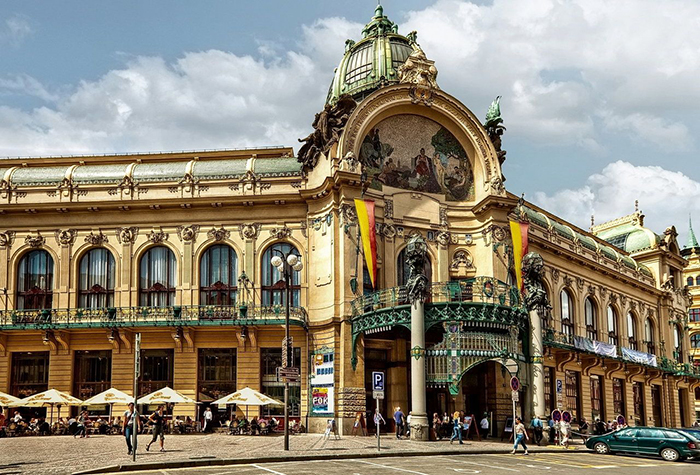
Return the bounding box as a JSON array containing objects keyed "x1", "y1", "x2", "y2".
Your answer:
[{"x1": 270, "y1": 250, "x2": 303, "y2": 451}]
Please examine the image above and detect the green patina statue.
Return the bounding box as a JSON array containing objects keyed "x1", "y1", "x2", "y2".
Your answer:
[{"x1": 484, "y1": 96, "x2": 507, "y2": 172}]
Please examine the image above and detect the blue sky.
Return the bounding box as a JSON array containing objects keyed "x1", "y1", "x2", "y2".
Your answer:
[{"x1": 1, "y1": 0, "x2": 699, "y2": 242}]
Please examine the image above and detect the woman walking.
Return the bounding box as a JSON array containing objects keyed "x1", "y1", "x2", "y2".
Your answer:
[
  {"x1": 449, "y1": 411, "x2": 463, "y2": 445},
  {"x1": 511, "y1": 417, "x2": 529, "y2": 455},
  {"x1": 146, "y1": 405, "x2": 166, "y2": 453}
]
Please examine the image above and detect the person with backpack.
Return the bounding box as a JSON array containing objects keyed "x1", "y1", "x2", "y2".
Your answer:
[{"x1": 123, "y1": 402, "x2": 141, "y2": 455}]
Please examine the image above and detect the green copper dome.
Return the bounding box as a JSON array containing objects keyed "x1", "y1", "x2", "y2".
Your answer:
[{"x1": 326, "y1": 4, "x2": 416, "y2": 105}]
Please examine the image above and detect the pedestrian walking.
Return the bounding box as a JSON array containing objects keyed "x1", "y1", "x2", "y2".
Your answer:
[
  {"x1": 373, "y1": 410, "x2": 385, "y2": 438},
  {"x1": 75, "y1": 410, "x2": 89, "y2": 438},
  {"x1": 530, "y1": 415, "x2": 543, "y2": 445},
  {"x1": 406, "y1": 411, "x2": 412, "y2": 438},
  {"x1": 123, "y1": 402, "x2": 140, "y2": 455},
  {"x1": 511, "y1": 417, "x2": 529, "y2": 455},
  {"x1": 203, "y1": 406, "x2": 213, "y2": 433},
  {"x1": 450, "y1": 411, "x2": 463, "y2": 445},
  {"x1": 560, "y1": 421, "x2": 571, "y2": 449},
  {"x1": 393, "y1": 407, "x2": 405, "y2": 439},
  {"x1": 480, "y1": 413, "x2": 489, "y2": 439},
  {"x1": 548, "y1": 417, "x2": 556, "y2": 443},
  {"x1": 146, "y1": 405, "x2": 166, "y2": 453}
]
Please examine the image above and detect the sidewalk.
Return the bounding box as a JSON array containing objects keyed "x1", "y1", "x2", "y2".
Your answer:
[{"x1": 0, "y1": 432, "x2": 585, "y2": 475}]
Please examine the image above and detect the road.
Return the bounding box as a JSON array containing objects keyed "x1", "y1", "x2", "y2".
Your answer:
[{"x1": 128, "y1": 452, "x2": 700, "y2": 475}]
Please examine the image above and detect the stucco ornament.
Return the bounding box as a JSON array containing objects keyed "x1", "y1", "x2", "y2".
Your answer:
[
  {"x1": 522, "y1": 252, "x2": 551, "y2": 314},
  {"x1": 297, "y1": 94, "x2": 357, "y2": 171},
  {"x1": 405, "y1": 235, "x2": 430, "y2": 304},
  {"x1": 84, "y1": 231, "x2": 108, "y2": 246},
  {"x1": 55, "y1": 229, "x2": 77, "y2": 246},
  {"x1": 176, "y1": 225, "x2": 200, "y2": 243},
  {"x1": 25, "y1": 234, "x2": 46, "y2": 248},
  {"x1": 398, "y1": 45, "x2": 439, "y2": 90},
  {"x1": 116, "y1": 227, "x2": 138, "y2": 244},
  {"x1": 147, "y1": 229, "x2": 169, "y2": 244},
  {"x1": 269, "y1": 226, "x2": 292, "y2": 240},
  {"x1": 450, "y1": 250, "x2": 474, "y2": 270},
  {"x1": 239, "y1": 223, "x2": 261, "y2": 240},
  {"x1": 0, "y1": 231, "x2": 16, "y2": 248},
  {"x1": 207, "y1": 226, "x2": 229, "y2": 242}
]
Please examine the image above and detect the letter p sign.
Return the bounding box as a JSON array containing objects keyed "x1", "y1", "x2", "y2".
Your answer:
[{"x1": 372, "y1": 371, "x2": 385, "y2": 391}]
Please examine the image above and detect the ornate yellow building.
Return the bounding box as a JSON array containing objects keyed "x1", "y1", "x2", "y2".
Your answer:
[
  {"x1": 681, "y1": 219, "x2": 700, "y2": 420},
  {"x1": 0, "y1": 5, "x2": 697, "y2": 434}
]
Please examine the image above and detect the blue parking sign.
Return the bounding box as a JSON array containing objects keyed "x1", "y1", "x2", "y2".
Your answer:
[{"x1": 372, "y1": 371, "x2": 385, "y2": 391}]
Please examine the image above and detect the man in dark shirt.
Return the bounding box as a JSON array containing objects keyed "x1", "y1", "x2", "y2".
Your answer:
[
  {"x1": 393, "y1": 407, "x2": 405, "y2": 439},
  {"x1": 146, "y1": 405, "x2": 166, "y2": 452}
]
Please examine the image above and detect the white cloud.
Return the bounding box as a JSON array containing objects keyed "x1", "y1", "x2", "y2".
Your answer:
[
  {"x1": 533, "y1": 161, "x2": 700, "y2": 242},
  {"x1": 1, "y1": 15, "x2": 32, "y2": 47},
  {"x1": 0, "y1": 1, "x2": 699, "y2": 159}
]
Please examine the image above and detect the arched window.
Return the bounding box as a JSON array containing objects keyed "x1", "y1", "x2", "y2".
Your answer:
[
  {"x1": 688, "y1": 276, "x2": 694, "y2": 287},
  {"x1": 691, "y1": 333, "x2": 700, "y2": 349},
  {"x1": 78, "y1": 248, "x2": 115, "y2": 308},
  {"x1": 397, "y1": 248, "x2": 432, "y2": 287},
  {"x1": 696, "y1": 276, "x2": 700, "y2": 286},
  {"x1": 644, "y1": 317, "x2": 656, "y2": 355},
  {"x1": 17, "y1": 250, "x2": 54, "y2": 310},
  {"x1": 139, "y1": 247, "x2": 176, "y2": 307},
  {"x1": 200, "y1": 245, "x2": 238, "y2": 306},
  {"x1": 261, "y1": 243, "x2": 301, "y2": 307},
  {"x1": 584, "y1": 297, "x2": 597, "y2": 340},
  {"x1": 607, "y1": 306, "x2": 619, "y2": 345},
  {"x1": 627, "y1": 312, "x2": 638, "y2": 350},
  {"x1": 560, "y1": 290, "x2": 574, "y2": 339},
  {"x1": 674, "y1": 325, "x2": 684, "y2": 363}
]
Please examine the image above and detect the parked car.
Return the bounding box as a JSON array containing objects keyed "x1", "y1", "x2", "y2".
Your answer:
[
  {"x1": 586, "y1": 427, "x2": 700, "y2": 462},
  {"x1": 683, "y1": 428, "x2": 700, "y2": 441}
]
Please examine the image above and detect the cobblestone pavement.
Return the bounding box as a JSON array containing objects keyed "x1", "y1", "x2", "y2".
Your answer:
[{"x1": 0, "y1": 433, "x2": 579, "y2": 475}]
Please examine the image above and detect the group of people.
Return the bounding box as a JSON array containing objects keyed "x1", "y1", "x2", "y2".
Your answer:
[
  {"x1": 430, "y1": 412, "x2": 490, "y2": 444},
  {"x1": 228, "y1": 415, "x2": 282, "y2": 435}
]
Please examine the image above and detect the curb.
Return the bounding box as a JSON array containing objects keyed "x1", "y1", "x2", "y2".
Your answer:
[{"x1": 73, "y1": 447, "x2": 586, "y2": 474}]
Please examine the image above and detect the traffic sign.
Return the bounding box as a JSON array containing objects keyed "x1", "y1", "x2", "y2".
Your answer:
[
  {"x1": 510, "y1": 376, "x2": 520, "y2": 392},
  {"x1": 551, "y1": 409, "x2": 562, "y2": 422},
  {"x1": 562, "y1": 411, "x2": 572, "y2": 423},
  {"x1": 373, "y1": 390, "x2": 385, "y2": 400},
  {"x1": 511, "y1": 391, "x2": 519, "y2": 402},
  {"x1": 372, "y1": 371, "x2": 385, "y2": 391},
  {"x1": 277, "y1": 366, "x2": 300, "y2": 382},
  {"x1": 556, "y1": 379, "x2": 563, "y2": 393}
]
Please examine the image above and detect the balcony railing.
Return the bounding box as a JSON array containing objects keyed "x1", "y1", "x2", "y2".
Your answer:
[
  {"x1": 543, "y1": 327, "x2": 700, "y2": 378},
  {"x1": 0, "y1": 304, "x2": 307, "y2": 330},
  {"x1": 351, "y1": 277, "x2": 521, "y2": 317}
]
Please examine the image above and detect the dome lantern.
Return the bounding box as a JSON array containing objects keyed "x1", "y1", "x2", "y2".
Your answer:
[{"x1": 326, "y1": 5, "x2": 417, "y2": 105}]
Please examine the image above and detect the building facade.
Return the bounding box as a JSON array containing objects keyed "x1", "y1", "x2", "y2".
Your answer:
[
  {"x1": 0, "y1": 5, "x2": 698, "y2": 434},
  {"x1": 681, "y1": 220, "x2": 700, "y2": 420}
]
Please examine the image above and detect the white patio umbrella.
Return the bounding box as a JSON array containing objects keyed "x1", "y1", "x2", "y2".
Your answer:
[
  {"x1": 10, "y1": 389, "x2": 83, "y2": 425},
  {"x1": 0, "y1": 391, "x2": 20, "y2": 407},
  {"x1": 212, "y1": 387, "x2": 283, "y2": 419},
  {"x1": 81, "y1": 388, "x2": 133, "y2": 421},
  {"x1": 137, "y1": 386, "x2": 196, "y2": 405}
]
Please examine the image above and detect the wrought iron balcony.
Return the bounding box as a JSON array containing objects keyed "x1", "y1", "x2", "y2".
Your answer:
[{"x1": 0, "y1": 304, "x2": 307, "y2": 330}]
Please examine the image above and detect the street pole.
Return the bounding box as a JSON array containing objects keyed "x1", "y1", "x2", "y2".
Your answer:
[
  {"x1": 284, "y1": 264, "x2": 290, "y2": 452},
  {"x1": 376, "y1": 401, "x2": 380, "y2": 451},
  {"x1": 133, "y1": 332, "x2": 141, "y2": 462}
]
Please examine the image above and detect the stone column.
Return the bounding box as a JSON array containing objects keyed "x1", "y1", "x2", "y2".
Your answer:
[
  {"x1": 406, "y1": 235, "x2": 429, "y2": 441},
  {"x1": 530, "y1": 308, "x2": 546, "y2": 418},
  {"x1": 522, "y1": 252, "x2": 550, "y2": 420}
]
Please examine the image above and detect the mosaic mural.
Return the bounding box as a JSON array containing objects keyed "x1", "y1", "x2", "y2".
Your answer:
[{"x1": 359, "y1": 114, "x2": 474, "y2": 201}]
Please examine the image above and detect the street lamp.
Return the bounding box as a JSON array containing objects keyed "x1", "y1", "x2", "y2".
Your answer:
[{"x1": 270, "y1": 249, "x2": 303, "y2": 451}]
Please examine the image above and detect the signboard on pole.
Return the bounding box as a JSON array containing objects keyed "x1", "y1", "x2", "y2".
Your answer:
[
  {"x1": 510, "y1": 376, "x2": 520, "y2": 392},
  {"x1": 511, "y1": 390, "x2": 519, "y2": 402},
  {"x1": 277, "y1": 366, "x2": 300, "y2": 382},
  {"x1": 373, "y1": 390, "x2": 385, "y2": 400},
  {"x1": 281, "y1": 336, "x2": 293, "y2": 368},
  {"x1": 372, "y1": 371, "x2": 385, "y2": 391},
  {"x1": 556, "y1": 379, "x2": 563, "y2": 393}
]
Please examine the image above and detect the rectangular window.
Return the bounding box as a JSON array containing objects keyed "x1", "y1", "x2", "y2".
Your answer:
[
  {"x1": 590, "y1": 375, "x2": 603, "y2": 420},
  {"x1": 613, "y1": 378, "x2": 625, "y2": 416},
  {"x1": 633, "y1": 382, "x2": 644, "y2": 426},
  {"x1": 544, "y1": 367, "x2": 554, "y2": 414},
  {"x1": 138, "y1": 349, "x2": 174, "y2": 396},
  {"x1": 198, "y1": 348, "x2": 237, "y2": 402},
  {"x1": 565, "y1": 370, "x2": 581, "y2": 422},
  {"x1": 10, "y1": 352, "x2": 49, "y2": 397},
  {"x1": 74, "y1": 350, "x2": 111, "y2": 400},
  {"x1": 690, "y1": 308, "x2": 700, "y2": 323},
  {"x1": 261, "y1": 348, "x2": 301, "y2": 416}
]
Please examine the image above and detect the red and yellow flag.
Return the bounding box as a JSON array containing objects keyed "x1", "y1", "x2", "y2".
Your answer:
[
  {"x1": 355, "y1": 199, "x2": 377, "y2": 289},
  {"x1": 509, "y1": 220, "x2": 529, "y2": 292}
]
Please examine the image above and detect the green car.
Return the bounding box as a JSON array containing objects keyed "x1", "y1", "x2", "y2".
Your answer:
[{"x1": 586, "y1": 427, "x2": 700, "y2": 462}]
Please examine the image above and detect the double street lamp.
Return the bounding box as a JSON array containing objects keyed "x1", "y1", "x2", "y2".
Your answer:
[{"x1": 270, "y1": 250, "x2": 303, "y2": 451}]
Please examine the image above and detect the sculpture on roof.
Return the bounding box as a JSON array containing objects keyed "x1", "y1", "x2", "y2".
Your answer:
[
  {"x1": 522, "y1": 252, "x2": 551, "y2": 314},
  {"x1": 484, "y1": 96, "x2": 507, "y2": 172},
  {"x1": 398, "y1": 46, "x2": 439, "y2": 90},
  {"x1": 297, "y1": 94, "x2": 357, "y2": 171}
]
